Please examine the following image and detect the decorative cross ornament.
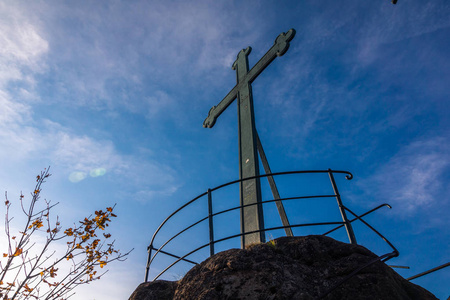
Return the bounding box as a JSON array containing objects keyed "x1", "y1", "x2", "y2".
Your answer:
[{"x1": 204, "y1": 29, "x2": 296, "y2": 247}]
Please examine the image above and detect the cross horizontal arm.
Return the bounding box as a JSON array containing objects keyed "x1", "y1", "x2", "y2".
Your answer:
[
  {"x1": 203, "y1": 85, "x2": 238, "y2": 128},
  {"x1": 246, "y1": 28, "x2": 296, "y2": 84}
]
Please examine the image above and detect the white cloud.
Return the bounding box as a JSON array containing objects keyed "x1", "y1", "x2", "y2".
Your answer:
[
  {"x1": 0, "y1": 2, "x2": 48, "y2": 87},
  {"x1": 362, "y1": 136, "x2": 450, "y2": 213},
  {"x1": 0, "y1": 3, "x2": 50, "y2": 164},
  {"x1": 0, "y1": 90, "x2": 30, "y2": 124},
  {"x1": 53, "y1": 133, "x2": 123, "y2": 172},
  {"x1": 0, "y1": 95, "x2": 179, "y2": 201},
  {"x1": 0, "y1": 1, "x2": 264, "y2": 110},
  {"x1": 0, "y1": 1, "x2": 178, "y2": 194},
  {"x1": 0, "y1": 22, "x2": 48, "y2": 64},
  {"x1": 0, "y1": 93, "x2": 46, "y2": 164}
]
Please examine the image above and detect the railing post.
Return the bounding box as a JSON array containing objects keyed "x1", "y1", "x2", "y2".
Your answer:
[
  {"x1": 328, "y1": 169, "x2": 357, "y2": 244},
  {"x1": 144, "y1": 245, "x2": 152, "y2": 282},
  {"x1": 207, "y1": 189, "x2": 215, "y2": 256}
]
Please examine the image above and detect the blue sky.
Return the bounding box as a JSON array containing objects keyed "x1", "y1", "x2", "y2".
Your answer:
[{"x1": 1, "y1": 0, "x2": 449, "y2": 299}]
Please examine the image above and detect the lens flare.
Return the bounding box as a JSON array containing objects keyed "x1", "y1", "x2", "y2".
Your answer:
[
  {"x1": 90, "y1": 168, "x2": 106, "y2": 177},
  {"x1": 69, "y1": 172, "x2": 87, "y2": 183}
]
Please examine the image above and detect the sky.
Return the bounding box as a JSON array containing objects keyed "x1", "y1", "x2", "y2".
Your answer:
[{"x1": 0, "y1": 0, "x2": 449, "y2": 299}]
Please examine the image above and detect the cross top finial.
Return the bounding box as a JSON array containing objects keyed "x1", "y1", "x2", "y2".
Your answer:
[{"x1": 232, "y1": 47, "x2": 252, "y2": 71}]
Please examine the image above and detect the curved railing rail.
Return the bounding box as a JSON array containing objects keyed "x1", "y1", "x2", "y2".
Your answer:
[{"x1": 144, "y1": 169, "x2": 401, "y2": 284}]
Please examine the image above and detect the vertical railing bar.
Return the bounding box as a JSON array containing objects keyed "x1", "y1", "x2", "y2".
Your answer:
[
  {"x1": 328, "y1": 169, "x2": 357, "y2": 244},
  {"x1": 144, "y1": 245, "x2": 152, "y2": 282},
  {"x1": 207, "y1": 188, "x2": 215, "y2": 256}
]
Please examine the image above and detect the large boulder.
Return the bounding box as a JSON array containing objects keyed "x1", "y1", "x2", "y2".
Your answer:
[
  {"x1": 130, "y1": 235, "x2": 437, "y2": 300},
  {"x1": 128, "y1": 280, "x2": 177, "y2": 300}
]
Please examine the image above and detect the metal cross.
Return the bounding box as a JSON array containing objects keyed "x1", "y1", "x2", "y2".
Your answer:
[{"x1": 204, "y1": 29, "x2": 296, "y2": 247}]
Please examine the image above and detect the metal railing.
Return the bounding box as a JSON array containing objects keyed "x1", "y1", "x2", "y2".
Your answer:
[
  {"x1": 143, "y1": 168, "x2": 449, "y2": 298},
  {"x1": 144, "y1": 169, "x2": 401, "y2": 283}
]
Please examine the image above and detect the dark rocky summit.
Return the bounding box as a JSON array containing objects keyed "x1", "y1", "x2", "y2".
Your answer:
[{"x1": 129, "y1": 235, "x2": 437, "y2": 300}]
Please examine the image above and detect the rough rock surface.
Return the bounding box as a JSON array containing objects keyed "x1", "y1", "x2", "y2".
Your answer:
[
  {"x1": 128, "y1": 280, "x2": 177, "y2": 300},
  {"x1": 129, "y1": 235, "x2": 437, "y2": 300}
]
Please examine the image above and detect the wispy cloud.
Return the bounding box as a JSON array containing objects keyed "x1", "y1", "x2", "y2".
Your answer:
[
  {"x1": 0, "y1": 1, "x2": 180, "y2": 199},
  {"x1": 0, "y1": 0, "x2": 268, "y2": 134},
  {"x1": 0, "y1": 2, "x2": 48, "y2": 88},
  {"x1": 361, "y1": 136, "x2": 449, "y2": 214},
  {"x1": 0, "y1": 94, "x2": 179, "y2": 199},
  {"x1": 356, "y1": 2, "x2": 450, "y2": 65}
]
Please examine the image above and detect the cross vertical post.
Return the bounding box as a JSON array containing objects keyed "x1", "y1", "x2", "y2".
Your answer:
[{"x1": 234, "y1": 47, "x2": 265, "y2": 246}]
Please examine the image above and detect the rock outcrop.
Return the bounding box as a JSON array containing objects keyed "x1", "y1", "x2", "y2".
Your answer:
[{"x1": 129, "y1": 235, "x2": 437, "y2": 300}]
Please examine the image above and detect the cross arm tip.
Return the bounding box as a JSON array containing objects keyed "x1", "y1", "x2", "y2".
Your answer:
[
  {"x1": 287, "y1": 28, "x2": 296, "y2": 39},
  {"x1": 203, "y1": 106, "x2": 217, "y2": 128},
  {"x1": 274, "y1": 29, "x2": 296, "y2": 57}
]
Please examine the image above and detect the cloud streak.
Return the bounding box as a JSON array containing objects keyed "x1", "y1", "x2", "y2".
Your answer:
[
  {"x1": 0, "y1": 1, "x2": 180, "y2": 200},
  {"x1": 0, "y1": 2, "x2": 48, "y2": 89},
  {"x1": 361, "y1": 136, "x2": 449, "y2": 214}
]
